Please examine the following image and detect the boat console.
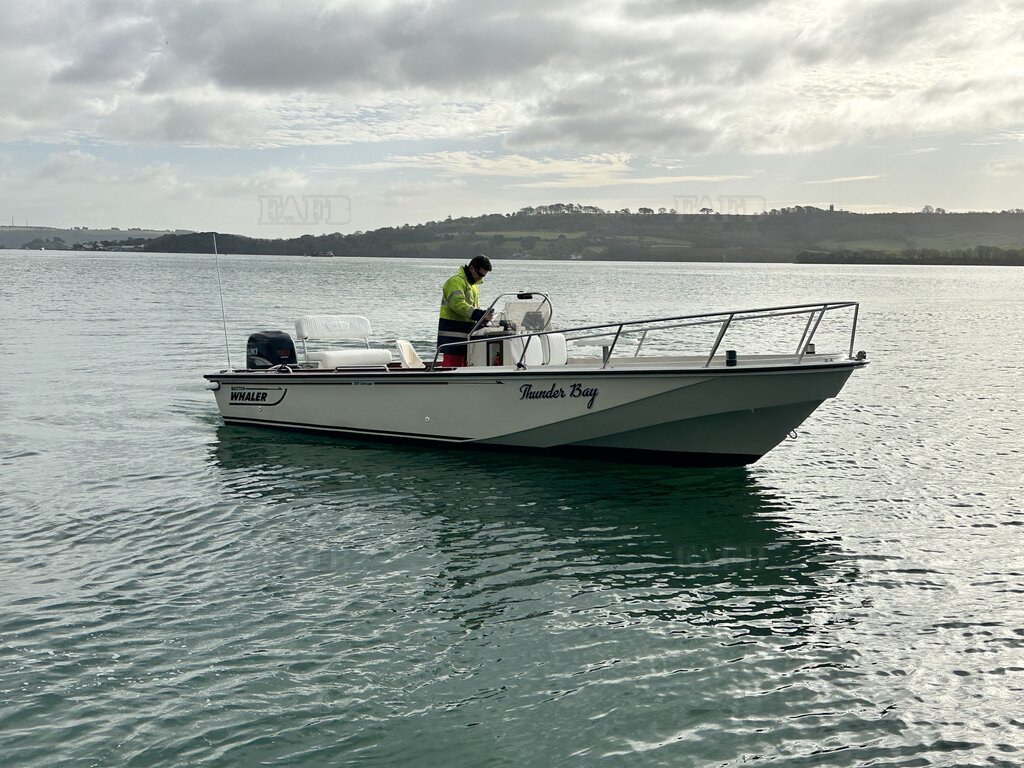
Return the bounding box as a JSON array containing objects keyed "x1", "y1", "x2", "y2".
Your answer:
[
  {"x1": 462, "y1": 293, "x2": 567, "y2": 368},
  {"x1": 466, "y1": 327, "x2": 568, "y2": 368}
]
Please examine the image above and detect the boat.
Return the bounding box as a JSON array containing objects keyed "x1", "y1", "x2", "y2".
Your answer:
[
  {"x1": 203, "y1": 294, "x2": 867, "y2": 466},
  {"x1": 309, "y1": 250, "x2": 335, "y2": 257}
]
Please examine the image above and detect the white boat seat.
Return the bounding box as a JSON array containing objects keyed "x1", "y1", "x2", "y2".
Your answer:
[
  {"x1": 295, "y1": 314, "x2": 391, "y2": 368},
  {"x1": 295, "y1": 314, "x2": 372, "y2": 345},
  {"x1": 396, "y1": 340, "x2": 425, "y2": 369},
  {"x1": 507, "y1": 335, "x2": 544, "y2": 367},
  {"x1": 541, "y1": 333, "x2": 568, "y2": 365},
  {"x1": 307, "y1": 349, "x2": 393, "y2": 368}
]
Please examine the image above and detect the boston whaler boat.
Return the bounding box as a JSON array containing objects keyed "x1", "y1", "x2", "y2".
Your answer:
[{"x1": 204, "y1": 294, "x2": 867, "y2": 466}]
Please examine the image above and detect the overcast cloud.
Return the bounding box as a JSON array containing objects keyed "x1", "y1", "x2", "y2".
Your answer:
[{"x1": 1, "y1": 0, "x2": 1022, "y2": 234}]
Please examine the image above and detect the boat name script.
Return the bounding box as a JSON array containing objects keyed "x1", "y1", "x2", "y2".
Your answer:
[{"x1": 519, "y1": 383, "x2": 598, "y2": 410}]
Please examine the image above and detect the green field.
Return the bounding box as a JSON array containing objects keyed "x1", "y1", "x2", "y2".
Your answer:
[
  {"x1": 613, "y1": 236, "x2": 693, "y2": 247},
  {"x1": 815, "y1": 238, "x2": 909, "y2": 252},
  {"x1": 817, "y1": 232, "x2": 1024, "y2": 253},
  {"x1": 909, "y1": 232, "x2": 1024, "y2": 250},
  {"x1": 476, "y1": 230, "x2": 588, "y2": 240}
]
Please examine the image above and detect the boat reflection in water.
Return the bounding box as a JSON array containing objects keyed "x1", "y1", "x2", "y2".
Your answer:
[
  {"x1": 208, "y1": 425, "x2": 857, "y2": 639},
  {"x1": 205, "y1": 426, "x2": 880, "y2": 765}
]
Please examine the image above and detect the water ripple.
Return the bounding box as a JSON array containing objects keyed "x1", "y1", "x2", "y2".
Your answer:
[{"x1": 2, "y1": 254, "x2": 1023, "y2": 766}]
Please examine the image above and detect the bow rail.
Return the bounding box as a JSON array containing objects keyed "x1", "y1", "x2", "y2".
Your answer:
[{"x1": 433, "y1": 299, "x2": 861, "y2": 370}]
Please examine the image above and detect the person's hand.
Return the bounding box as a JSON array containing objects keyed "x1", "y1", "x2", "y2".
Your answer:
[{"x1": 483, "y1": 309, "x2": 495, "y2": 324}]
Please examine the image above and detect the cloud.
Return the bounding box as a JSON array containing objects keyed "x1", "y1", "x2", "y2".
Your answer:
[
  {"x1": 361, "y1": 150, "x2": 638, "y2": 180},
  {"x1": 983, "y1": 157, "x2": 1024, "y2": 177},
  {"x1": 803, "y1": 174, "x2": 884, "y2": 184},
  {"x1": 514, "y1": 173, "x2": 750, "y2": 189},
  {"x1": 54, "y1": 16, "x2": 162, "y2": 85},
  {"x1": 359, "y1": 150, "x2": 751, "y2": 189},
  {"x1": 36, "y1": 150, "x2": 104, "y2": 182},
  {"x1": 793, "y1": 0, "x2": 962, "y2": 64},
  {"x1": 506, "y1": 87, "x2": 721, "y2": 153},
  {"x1": 623, "y1": 0, "x2": 774, "y2": 16},
  {"x1": 27, "y1": 151, "x2": 202, "y2": 197},
  {"x1": 375, "y1": 177, "x2": 470, "y2": 207},
  {"x1": 0, "y1": 0, "x2": 1022, "y2": 199},
  {"x1": 92, "y1": 93, "x2": 276, "y2": 146},
  {"x1": 213, "y1": 167, "x2": 311, "y2": 197},
  {"x1": 147, "y1": 0, "x2": 581, "y2": 94}
]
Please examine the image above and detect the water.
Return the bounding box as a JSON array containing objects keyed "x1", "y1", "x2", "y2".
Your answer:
[{"x1": 2, "y1": 252, "x2": 1021, "y2": 767}]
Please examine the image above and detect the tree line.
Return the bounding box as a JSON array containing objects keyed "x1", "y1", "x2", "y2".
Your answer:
[
  {"x1": 796, "y1": 246, "x2": 1024, "y2": 266},
  {"x1": 48, "y1": 206, "x2": 1024, "y2": 265}
]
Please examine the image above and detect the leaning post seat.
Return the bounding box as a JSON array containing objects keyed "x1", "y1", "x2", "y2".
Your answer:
[
  {"x1": 541, "y1": 333, "x2": 568, "y2": 365},
  {"x1": 294, "y1": 314, "x2": 393, "y2": 368},
  {"x1": 507, "y1": 335, "x2": 545, "y2": 367}
]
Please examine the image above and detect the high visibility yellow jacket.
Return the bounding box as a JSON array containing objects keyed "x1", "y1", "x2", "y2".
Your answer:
[{"x1": 437, "y1": 266, "x2": 487, "y2": 354}]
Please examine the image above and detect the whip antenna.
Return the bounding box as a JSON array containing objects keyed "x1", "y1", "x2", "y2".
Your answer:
[{"x1": 213, "y1": 232, "x2": 232, "y2": 368}]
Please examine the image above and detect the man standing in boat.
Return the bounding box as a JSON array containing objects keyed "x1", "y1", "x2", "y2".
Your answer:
[{"x1": 437, "y1": 255, "x2": 493, "y2": 367}]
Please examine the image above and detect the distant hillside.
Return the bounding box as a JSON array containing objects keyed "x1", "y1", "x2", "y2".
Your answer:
[
  {"x1": 139, "y1": 231, "x2": 313, "y2": 256},
  {"x1": 6, "y1": 207, "x2": 1015, "y2": 264},
  {"x1": 47, "y1": 206, "x2": 1024, "y2": 264},
  {"x1": 0, "y1": 225, "x2": 189, "y2": 250}
]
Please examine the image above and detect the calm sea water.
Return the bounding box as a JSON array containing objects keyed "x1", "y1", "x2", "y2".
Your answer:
[{"x1": 1, "y1": 251, "x2": 1022, "y2": 767}]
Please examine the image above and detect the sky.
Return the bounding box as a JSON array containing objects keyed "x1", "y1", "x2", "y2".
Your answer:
[{"x1": 1, "y1": 0, "x2": 1022, "y2": 237}]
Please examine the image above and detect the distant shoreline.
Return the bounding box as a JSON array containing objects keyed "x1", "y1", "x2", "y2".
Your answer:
[
  {"x1": 5, "y1": 207, "x2": 1024, "y2": 266},
  {"x1": 4, "y1": 247, "x2": 1022, "y2": 267}
]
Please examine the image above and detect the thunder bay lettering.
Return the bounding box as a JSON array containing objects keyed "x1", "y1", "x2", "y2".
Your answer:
[{"x1": 519, "y1": 382, "x2": 599, "y2": 410}]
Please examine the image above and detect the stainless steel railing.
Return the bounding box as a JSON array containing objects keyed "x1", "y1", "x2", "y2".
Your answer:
[{"x1": 433, "y1": 299, "x2": 861, "y2": 370}]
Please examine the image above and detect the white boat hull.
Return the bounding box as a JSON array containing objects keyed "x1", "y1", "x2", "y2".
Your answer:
[{"x1": 205, "y1": 360, "x2": 862, "y2": 466}]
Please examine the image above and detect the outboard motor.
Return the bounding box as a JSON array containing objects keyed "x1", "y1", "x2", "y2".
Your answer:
[{"x1": 246, "y1": 330, "x2": 297, "y2": 369}]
